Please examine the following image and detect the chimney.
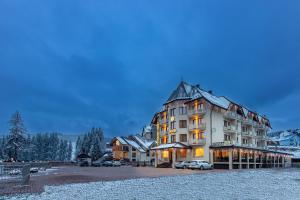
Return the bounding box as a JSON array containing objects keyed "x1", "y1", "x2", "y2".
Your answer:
[
  {"x1": 196, "y1": 84, "x2": 200, "y2": 88},
  {"x1": 208, "y1": 90, "x2": 213, "y2": 94}
]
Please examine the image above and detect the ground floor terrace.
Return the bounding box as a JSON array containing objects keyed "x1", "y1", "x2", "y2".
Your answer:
[
  {"x1": 210, "y1": 145, "x2": 293, "y2": 169},
  {"x1": 152, "y1": 143, "x2": 293, "y2": 169},
  {"x1": 152, "y1": 143, "x2": 208, "y2": 168}
]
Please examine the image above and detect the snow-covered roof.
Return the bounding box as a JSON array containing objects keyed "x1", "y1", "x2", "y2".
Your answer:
[
  {"x1": 123, "y1": 138, "x2": 145, "y2": 153},
  {"x1": 116, "y1": 137, "x2": 127, "y2": 145},
  {"x1": 199, "y1": 90, "x2": 230, "y2": 109},
  {"x1": 151, "y1": 143, "x2": 189, "y2": 150},
  {"x1": 133, "y1": 135, "x2": 155, "y2": 149},
  {"x1": 164, "y1": 81, "x2": 269, "y2": 122}
]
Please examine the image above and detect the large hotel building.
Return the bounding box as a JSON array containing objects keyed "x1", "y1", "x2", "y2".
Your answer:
[{"x1": 151, "y1": 81, "x2": 292, "y2": 169}]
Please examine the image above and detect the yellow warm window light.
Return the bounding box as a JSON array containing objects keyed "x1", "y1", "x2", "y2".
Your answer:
[
  {"x1": 162, "y1": 150, "x2": 169, "y2": 158},
  {"x1": 195, "y1": 148, "x2": 204, "y2": 157}
]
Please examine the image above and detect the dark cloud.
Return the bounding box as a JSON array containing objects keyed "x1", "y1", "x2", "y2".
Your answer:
[{"x1": 0, "y1": 0, "x2": 300, "y2": 135}]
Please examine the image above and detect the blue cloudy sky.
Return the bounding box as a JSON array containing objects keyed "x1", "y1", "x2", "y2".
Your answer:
[{"x1": 0, "y1": 1, "x2": 299, "y2": 136}]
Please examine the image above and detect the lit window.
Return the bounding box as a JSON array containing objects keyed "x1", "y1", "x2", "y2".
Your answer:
[
  {"x1": 162, "y1": 150, "x2": 169, "y2": 158},
  {"x1": 194, "y1": 148, "x2": 204, "y2": 157}
]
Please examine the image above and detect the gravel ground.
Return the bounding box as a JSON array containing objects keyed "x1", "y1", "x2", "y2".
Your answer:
[{"x1": 4, "y1": 168, "x2": 300, "y2": 200}]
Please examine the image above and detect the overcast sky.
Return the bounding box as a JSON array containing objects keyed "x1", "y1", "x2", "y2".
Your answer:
[{"x1": 0, "y1": 1, "x2": 299, "y2": 136}]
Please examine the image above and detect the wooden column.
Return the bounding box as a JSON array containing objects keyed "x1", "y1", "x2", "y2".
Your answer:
[
  {"x1": 172, "y1": 148, "x2": 176, "y2": 168},
  {"x1": 260, "y1": 153, "x2": 263, "y2": 168},
  {"x1": 247, "y1": 151, "x2": 250, "y2": 169},
  {"x1": 254, "y1": 151, "x2": 257, "y2": 169},
  {"x1": 229, "y1": 149, "x2": 233, "y2": 170},
  {"x1": 154, "y1": 151, "x2": 158, "y2": 167},
  {"x1": 239, "y1": 149, "x2": 242, "y2": 169}
]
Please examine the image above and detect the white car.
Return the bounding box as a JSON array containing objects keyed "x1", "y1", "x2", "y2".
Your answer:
[
  {"x1": 188, "y1": 160, "x2": 214, "y2": 170},
  {"x1": 112, "y1": 161, "x2": 121, "y2": 167},
  {"x1": 8, "y1": 169, "x2": 21, "y2": 175},
  {"x1": 175, "y1": 161, "x2": 191, "y2": 169}
]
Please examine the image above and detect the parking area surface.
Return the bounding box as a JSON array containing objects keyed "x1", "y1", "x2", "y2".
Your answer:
[{"x1": 1, "y1": 166, "x2": 220, "y2": 195}]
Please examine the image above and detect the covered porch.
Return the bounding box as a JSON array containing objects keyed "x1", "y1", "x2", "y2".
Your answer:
[
  {"x1": 151, "y1": 143, "x2": 191, "y2": 168},
  {"x1": 210, "y1": 145, "x2": 293, "y2": 169}
]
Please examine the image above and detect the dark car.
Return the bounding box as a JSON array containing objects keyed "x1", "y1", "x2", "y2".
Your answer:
[{"x1": 103, "y1": 161, "x2": 113, "y2": 167}]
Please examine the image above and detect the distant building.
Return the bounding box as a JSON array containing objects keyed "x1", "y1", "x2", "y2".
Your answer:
[
  {"x1": 151, "y1": 81, "x2": 292, "y2": 169},
  {"x1": 111, "y1": 135, "x2": 155, "y2": 163},
  {"x1": 76, "y1": 153, "x2": 92, "y2": 166}
]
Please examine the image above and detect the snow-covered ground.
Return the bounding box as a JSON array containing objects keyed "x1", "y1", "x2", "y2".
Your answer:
[{"x1": 6, "y1": 169, "x2": 300, "y2": 200}]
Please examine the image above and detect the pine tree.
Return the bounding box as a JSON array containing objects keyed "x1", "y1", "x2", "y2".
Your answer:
[
  {"x1": 6, "y1": 111, "x2": 27, "y2": 161},
  {"x1": 67, "y1": 142, "x2": 73, "y2": 161}
]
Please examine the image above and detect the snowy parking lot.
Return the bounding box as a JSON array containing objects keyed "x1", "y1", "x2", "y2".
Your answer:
[{"x1": 6, "y1": 168, "x2": 300, "y2": 200}]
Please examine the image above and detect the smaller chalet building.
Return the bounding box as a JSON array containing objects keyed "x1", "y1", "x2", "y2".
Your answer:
[{"x1": 111, "y1": 135, "x2": 155, "y2": 163}]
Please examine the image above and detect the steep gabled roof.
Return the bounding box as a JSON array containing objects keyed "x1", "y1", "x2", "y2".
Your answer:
[{"x1": 166, "y1": 81, "x2": 192, "y2": 103}]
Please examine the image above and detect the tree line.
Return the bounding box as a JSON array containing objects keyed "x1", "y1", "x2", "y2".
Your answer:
[
  {"x1": 75, "y1": 127, "x2": 105, "y2": 161},
  {"x1": 0, "y1": 111, "x2": 72, "y2": 161}
]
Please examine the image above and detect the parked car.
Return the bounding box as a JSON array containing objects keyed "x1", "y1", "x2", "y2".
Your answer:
[
  {"x1": 119, "y1": 159, "x2": 130, "y2": 165},
  {"x1": 188, "y1": 160, "x2": 214, "y2": 170},
  {"x1": 112, "y1": 161, "x2": 121, "y2": 167},
  {"x1": 9, "y1": 169, "x2": 21, "y2": 175},
  {"x1": 175, "y1": 161, "x2": 191, "y2": 169},
  {"x1": 103, "y1": 161, "x2": 113, "y2": 167},
  {"x1": 30, "y1": 167, "x2": 39, "y2": 173}
]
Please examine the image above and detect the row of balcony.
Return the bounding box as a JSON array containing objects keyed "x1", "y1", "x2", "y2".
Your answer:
[
  {"x1": 158, "y1": 109, "x2": 206, "y2": 124},
  {"x1": 159, "y1": 123, "x2": 206, "y2": 136},
  {"x1": 225, "y1": 112, "x2": 268, "y2": 130}
]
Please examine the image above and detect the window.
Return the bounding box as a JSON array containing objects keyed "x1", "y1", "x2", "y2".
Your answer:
[
  {"x1": 170, "y1": 121, "x2": 176, "y2": 130},
  {"x1": 132, "y1": 147, "x2": 136, "y2": 151},
  {"x1": 179, "y1": 149, "x2": 187, "y2": 157},
  {"x1": 196, "y1": 103, "x2": 204, "y2": 110},
  {"x1": 179, "y1": 107, "x2": 187, "y2": 115},
  {"x1": 171, "y1": 135, "x2": 176, "y2": 143},
  {"x1": 132, "y1": 152, "x2": 136, "y2": 157},
  {"x1": 179, "y1": 134, "x2": 187, "y2": 142},
  {"x1": 192, "y1": 132, "x2": 202, "y2": 139},
  {"x1": 194, "y1": 147, "x2": 204, "y2": 157},
  {"x1": 192, "y1": 118, "x2": 201, "y2": 125},
  {"x1": 224, "y1": 120, "x2": 231, "y2": 127},
  {"x1": 170, "y1": 108, "x2": 176, "y2": 116},
  {"x1": 179, "y1": 120, "x2": 187, "y2": 128},
  {"x1": 162, "y1": 150, "x2": 169, "y2": 159},
  {"x1": 224, "y1": 134, "x2": 231, "y2": 141}
]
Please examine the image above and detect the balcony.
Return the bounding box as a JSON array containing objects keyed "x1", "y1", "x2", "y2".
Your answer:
[
  {"x1": 188, "y1": 108, "x2": 206, "y2": 117},
  {"x1": 188, "y1": 123, "x2": 206, "y2": 131},
  {"x1": 188, "y1": 138, "x2": 206, "y2": 146},
  {"x1": 212, "y1": 140, "x2": 236, "y2": 146},
  {"x1": 160, "y1": 130, "x2": 168, "y2": 136},
  {"x1": 242, "y1": 131, "x2": 253, "y2": 137},
  {"x1": 112, "y1": 146, "x2": 129, "y2": 152},
  {"x1": 224, "y1": 111, "x2": 242, "y2": 120},
  {"x1": 160, "y1": 118, "x2": 168, "y2": 124},
  {"x1": 257, "y1": 124, "x2": 267, "y2": 130},
  {"x1": 223, "y1": 126, "x2": 237, "y2": 133},
  {"x1": 243, "y1": 118, "x2": 253, "y2": 126}
]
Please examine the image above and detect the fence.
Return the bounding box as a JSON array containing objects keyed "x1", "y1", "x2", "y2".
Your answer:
[{"x1": 0, "y1": 164, "x2": 31, "y2": 195}]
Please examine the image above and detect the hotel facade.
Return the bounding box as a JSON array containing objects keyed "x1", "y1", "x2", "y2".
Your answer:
[{"x1": 151, "y1": 81, "x2": 292, "y2": 169}]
